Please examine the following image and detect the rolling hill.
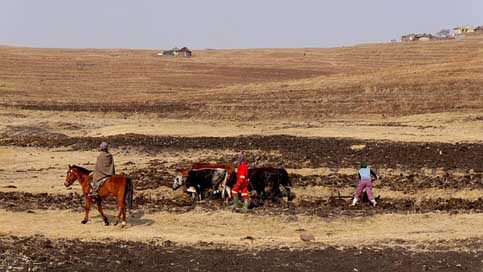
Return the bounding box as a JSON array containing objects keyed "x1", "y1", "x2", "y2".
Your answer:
[{"x1": 1, "y1": 35, "x2": 482, "y2": 121}]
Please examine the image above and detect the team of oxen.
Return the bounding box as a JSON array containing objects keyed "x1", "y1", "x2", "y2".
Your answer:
[
  {"x1": 64, "y1": 162, "x2": 292, "y2": 226},
  {"x1": 172, "y1": 163, "x2": 293, "y2": 204}
]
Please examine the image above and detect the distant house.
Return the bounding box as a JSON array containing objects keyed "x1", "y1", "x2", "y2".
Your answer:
[
  {"x1": 158, "y1": 46, "x2": 192, "y2": 57},
  {"x1": 475, "y1": 26, "x2": 483, "y2": 33},
  {"x1": 453, "y1": 26, "x2": 475, "y2": 34},
  {"x1": 401, "y1": 34, "x2": 417, "y2": 42},
  {"x1": 177, "y1": 47, "x2": 192, "y2": 57},
  {"x1": 401, "y1": 33, "x2": 436, "y2": 42},
  {"x1": 436, "y1": 29, "x2": 452, "y2": 38},
  {"x1": 417, "y1": 35, "x2": 431, "y2": 42}
]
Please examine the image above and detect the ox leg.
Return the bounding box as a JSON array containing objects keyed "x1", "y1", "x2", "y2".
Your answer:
[
  {"x1": 220, "y1": 172, "x2": 229, "y2": 202},
  {"x1": 283, "y1": 185, "x2": 293, "y2": 208},
  {"x1": 96, "y1": 200, "x2": 109, "y2": 226},
  {"x1": 224, "y1": 186, "x2": 232, "y2": 205},
  {"x1": 81, "y1": 196, "x2": 92, "y2": 224},
  {"x1": 285, "y1": 186, "x2": 293, "y2": 202}
]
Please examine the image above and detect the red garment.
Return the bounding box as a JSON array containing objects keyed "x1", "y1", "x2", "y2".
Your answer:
[
  {"x1": 236, "y1": 161, "x2": 248, "y2": 183},
  {"x1": 232, "y1": 161, "x2": 249, "y2": 200}
]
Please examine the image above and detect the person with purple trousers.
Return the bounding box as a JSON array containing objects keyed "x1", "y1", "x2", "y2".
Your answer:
[{"x1": 351, "y1": 161, "x2": 378, "y2": 207}]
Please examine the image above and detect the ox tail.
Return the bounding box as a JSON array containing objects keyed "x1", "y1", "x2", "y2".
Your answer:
[
  {"x1": 125, "y1": 177, "x2": 134, "y2": 213},
  {"x1": 223, "y1": 171, "x2": 236, "y2": 201},
  {"x1": 221, "y1": 170, "x2": 229, "y2": 201}
]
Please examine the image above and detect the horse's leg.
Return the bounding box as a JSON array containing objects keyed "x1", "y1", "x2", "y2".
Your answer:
[
  {"x1": 114, "y1": 206, "x2": 122, "y2": 226},
  {"x1": 114, "y1": 182, "x2": 125, "y2": 226},
  {"x1": 117, "y1": 197, "x2": 127, "y2": 227},
  {"x1": 81, "y1": 196, "x2": 92, "y2": 224},
  {"x1": 113, "y1": 192, "x2": 127, "y2": 227},
  {"x1": 96, "y1": 199, "x2": 109, "y2": 226},
  {"x1": 121, "y1": 206, "x2": 127, "y2": 227}
]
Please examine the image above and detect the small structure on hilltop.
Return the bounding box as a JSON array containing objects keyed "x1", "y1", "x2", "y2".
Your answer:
[
  {"x1": 401, "y1": 33, "x2": 436, "y2": 42},
  {"x1": 158, "y1": 47, "x2": 192, "y2": 57},
  {"x1": 436, "y1": 29, "x2": 452, "y2": 38},
  {"x1": 177, "y1": 47, "x2": 192, "y2": 57},
  {"x1": 400, "y1": 25, "x2": 483, "y2": 43},
  {"x1": 453, "y1": 25, "x2": 475, "y2": 34},
  {"x1": 435, "y1": 29, "x2": 456, "y2": 41},
  {"x1": 401, "y1": 34, "x2": 416, "y2": 42}
]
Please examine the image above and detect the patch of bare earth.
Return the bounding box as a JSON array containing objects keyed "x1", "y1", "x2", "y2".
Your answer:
[{"x1": 1, "y1": 234, "x2": 481, "y2": 272}]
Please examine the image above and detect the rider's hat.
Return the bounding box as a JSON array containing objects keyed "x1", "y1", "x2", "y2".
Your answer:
[{"x1": 99, "y1": 142, "x2": 108, "y2": 150}]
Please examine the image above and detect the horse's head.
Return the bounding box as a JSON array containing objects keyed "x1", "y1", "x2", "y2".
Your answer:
[{"x1": 65, "y1": 165, "x2": 81, "y2": 187}]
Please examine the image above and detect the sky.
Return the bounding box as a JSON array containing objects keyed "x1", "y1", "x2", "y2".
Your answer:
[{"x1": 1, "y1": 0, "x2": 482, "y2": 50}]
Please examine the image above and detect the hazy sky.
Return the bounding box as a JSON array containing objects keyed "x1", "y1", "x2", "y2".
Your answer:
[{"x1": 1, "y1": 0, "x2": 482, "y2": 49}]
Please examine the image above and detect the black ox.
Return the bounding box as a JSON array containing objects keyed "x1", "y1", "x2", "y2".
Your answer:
[{"x1": 226, "y1": 167, "x2": 293, "y2": 202}]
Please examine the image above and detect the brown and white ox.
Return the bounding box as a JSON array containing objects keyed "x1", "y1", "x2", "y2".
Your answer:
[{"x1": 172, "y1": 163, "x2": 235, "y2": 201}]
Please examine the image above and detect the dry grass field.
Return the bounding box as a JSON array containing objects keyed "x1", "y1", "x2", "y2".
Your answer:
[
  {"x1": 1, "y1": 35, "x2": 482, "y2": 120},
  {"x1": 1, "y1": 36, "x2": 483, "y2": 271}
]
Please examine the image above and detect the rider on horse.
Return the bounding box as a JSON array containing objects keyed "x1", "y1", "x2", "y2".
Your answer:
[{"x1": 90, "y1": 142, "x2": 115, "y2": 198}]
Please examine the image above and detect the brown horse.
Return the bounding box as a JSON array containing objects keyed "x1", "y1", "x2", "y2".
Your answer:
[{"x1": 64, "y1": 165, "x2": 133, "y2": 227}]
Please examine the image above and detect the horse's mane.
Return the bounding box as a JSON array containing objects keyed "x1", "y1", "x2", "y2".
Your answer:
[{"x1": 72, "y1": 165, "x2": 92, "y2": 174}]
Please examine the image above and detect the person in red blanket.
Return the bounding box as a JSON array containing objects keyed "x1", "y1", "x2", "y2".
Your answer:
[{"x1": 231, "y1": 154, "x2": 249, "y2": 210}]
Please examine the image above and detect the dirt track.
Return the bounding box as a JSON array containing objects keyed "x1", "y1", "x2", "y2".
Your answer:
[
  {"x1": 1, "y1": 235, "x2": 481, "y2": 272},
  {"x1": 2, "y1": 133, "x2": 483, "y2": 170}
]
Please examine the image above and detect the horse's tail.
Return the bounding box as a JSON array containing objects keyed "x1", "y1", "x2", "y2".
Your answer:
[{"x1": 125, "y1": 177, "x2": 134, "y2": 213}]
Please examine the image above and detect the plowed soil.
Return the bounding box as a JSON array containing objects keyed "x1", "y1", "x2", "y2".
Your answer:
[
  {"x1": 291, "y1": 173, "x2": 483, "y2": 191},
  {"x1": 130, "y1": 161, "x2": 483, "y2": 192},
  {"x1": 1, "y1": 235, "x2": 481, "y2": 272},
  {"x1": 2, "y1": 134, "x2": 483, "y2": 170},
  {"x1": 6, "y1": 101, "x2": 206, "y2": 116},
  {"x1": 1, "y1": 191, "x2": 481, "y2": 217}
]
